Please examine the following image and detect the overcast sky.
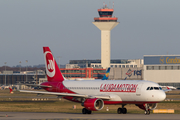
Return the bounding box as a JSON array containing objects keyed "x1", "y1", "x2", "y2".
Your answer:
[{"x1": 0, "y1": 0, "x2": 180, "y2": 67}]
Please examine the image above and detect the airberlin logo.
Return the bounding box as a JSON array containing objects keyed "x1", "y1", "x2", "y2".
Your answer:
[
  {"x1": 100, "y1": 84, "x2": 138, "y2": 92},
  {"x1": 44, "y1": 51, "x2": 55, "y2": 77},
  {"x1": 48, "y1": 60, "x2": 54, "y2": 71}
]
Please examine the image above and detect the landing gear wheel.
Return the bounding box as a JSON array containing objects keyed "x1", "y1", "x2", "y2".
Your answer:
[
  {"x1": 145, "y1": 110, "x2": 150, "y2": 115},
  {"x1": 122, "y1": 108, "x2": 127, "y2": 114},
  {"x1": 87, "y1": 110, "x2": 92, "y2": 114},
  {"x1": 117, "y1": 107, "x2": 127, "y2": 114},
  {"x1": 82, "y1": 108, "x2": 87, "y2": 114},
  {"x1": 117, "y1": 108, "x2": 123, "y2": 114},
  {"x1": 82, "y1": 108, "x2": 92, "y2": 114}
]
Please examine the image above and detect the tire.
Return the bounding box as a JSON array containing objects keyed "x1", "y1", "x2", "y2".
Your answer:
[
  {"x1": 87, "y1": 110, "x2": 92, "y2": 114},
  {"x1": 82, "y1": 108, "x2": 87, "y2": 114},
  {"x1": 117, "y1": 108, "x2": 122, "y2": 114},
  {"x1": 122, "y1": 108, "x2": 127, "y2": 114},
  {"x1": 145, "y1": 110, "x2": 150, "y2": 115}
]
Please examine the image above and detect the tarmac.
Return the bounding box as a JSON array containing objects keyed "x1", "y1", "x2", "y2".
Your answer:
[{"x1": 0, "y1": 112, "x2": 180, "y2": 120}]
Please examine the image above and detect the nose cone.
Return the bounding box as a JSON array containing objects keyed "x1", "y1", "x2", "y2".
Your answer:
[{"x1": 158, "y1": 91, "x2": 166, "y2": 101}]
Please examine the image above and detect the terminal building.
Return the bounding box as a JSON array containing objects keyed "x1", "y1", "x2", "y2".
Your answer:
[
  {"x1": 65, "y1": 59, "x2": 143, "y2": 80},
  {"x1": 66, "y1": 59, "x2": 143, "y2": 69},
  {"x1": 144, "y1": 55, "x2": 180, "y2": 88},
  {"x1": 0, "y1": 70, "x2": 45, "y2": 86}
]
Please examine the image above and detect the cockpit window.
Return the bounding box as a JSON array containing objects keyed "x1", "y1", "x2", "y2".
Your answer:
[
  {"x1": 147, "y1": 86, "x2": 163, "y2": 90},
  {"x1": 154, "y1": 87, "x2": 159, "y2": 90},
  {"x1": 146, "y1": 87, "x2": 150, "y2": 90}
]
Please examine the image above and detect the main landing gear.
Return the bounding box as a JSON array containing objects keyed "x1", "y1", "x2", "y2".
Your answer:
[
  {"x1": 82, "y1": 108, "x2": 92, "y2": 114},
  {"x1": 117, "y1": 104, "x2": 127, "y2": 114}
]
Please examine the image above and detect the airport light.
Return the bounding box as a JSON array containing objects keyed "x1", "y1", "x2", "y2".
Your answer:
[
  {"x1": 26, "y1": 60, "x2": 28, "y2": 82},
  {"x1": 4, "y1": 62, "x2": 7, "y2": 86},
  {"x1": 19, "y1": 61, "x2": 21, "y2": 72},
  {"x1": 57, "y1": 56, "x2": 61, "y2": 69}
]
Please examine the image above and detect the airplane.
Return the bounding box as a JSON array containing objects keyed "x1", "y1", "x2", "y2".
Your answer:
[
  {"x1": 20, "y1": 47, "x2": 166, "y2": 115},
  {"x1": 160, "y1": 86, "x2": 176, "y2": 90}
]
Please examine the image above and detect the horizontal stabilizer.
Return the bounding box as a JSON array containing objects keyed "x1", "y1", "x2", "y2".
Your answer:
[{"x1": 19, "y1": 84, "x2": 52, "y2": 88}]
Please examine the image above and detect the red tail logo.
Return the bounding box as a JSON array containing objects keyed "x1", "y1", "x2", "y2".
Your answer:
[
  {"x1": 43, "y1": 47, "x2": 64, "y2": 82},
  {"x1": 44, "y1": 51, "x2": 55, "y2": 78}
]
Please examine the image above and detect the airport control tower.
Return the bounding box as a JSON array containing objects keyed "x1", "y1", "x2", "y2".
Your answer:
[{"x1": 93, "y1": 4, "x2": 119, "y2": 69}]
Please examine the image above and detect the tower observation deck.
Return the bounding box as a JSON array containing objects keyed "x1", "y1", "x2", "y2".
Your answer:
[{"x1": 93, "y1": 4, "x2": 119, "y2": 69}]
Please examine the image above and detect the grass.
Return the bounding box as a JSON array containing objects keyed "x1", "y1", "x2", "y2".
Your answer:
[
  {"x1": 1, "y1": 101, "x2": 180, "y2": 114},
  {"x1": 1, "y1": 89, "x2": 180, "y2": 114}
]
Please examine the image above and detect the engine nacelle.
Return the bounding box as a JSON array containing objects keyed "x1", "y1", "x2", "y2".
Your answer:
[
  {"x1": 82, "y1": 98, "x2": 104, "y2": 111},
  {"x1": 136, "y1": 103, "x2": 157, "y2": 111}
]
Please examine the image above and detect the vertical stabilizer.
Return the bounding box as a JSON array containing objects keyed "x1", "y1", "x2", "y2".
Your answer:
[
  {"x1": 102, "y1": 67, "x2": 110, "y2": 80},
  {"x1": 43, "y1": 47, "x2": 64, "y2": 82}
]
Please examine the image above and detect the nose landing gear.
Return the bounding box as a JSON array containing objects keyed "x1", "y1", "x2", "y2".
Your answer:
[
  {"x1": 145, "y1": 110, "x2": 150, "y2": 115},
  {"x1": 144, "y1": 104, "x2": 150, "y2": 115}
]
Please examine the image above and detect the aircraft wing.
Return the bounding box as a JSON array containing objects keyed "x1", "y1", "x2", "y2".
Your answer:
[{"x1": 19, "y1": 90, "x2": 111, "y2": 100}]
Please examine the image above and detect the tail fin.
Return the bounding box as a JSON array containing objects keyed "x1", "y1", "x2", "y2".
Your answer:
[
  {"x1": 9, "y1": 87, "x2": 13, "y2": 93},
  {"x1": 43, "y1": 47, "x2": 64, "y2": 82},
  {"x1": 166, "y1": 86, "x2": 170, "y2": 90},
  {"x1": 102, "y1": 67, "x2": 110, "y2": 80}
]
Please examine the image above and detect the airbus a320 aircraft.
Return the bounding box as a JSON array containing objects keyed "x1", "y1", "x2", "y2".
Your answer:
[{"x1": 20, "y1": 47, "x2": 166, "y2": 115}]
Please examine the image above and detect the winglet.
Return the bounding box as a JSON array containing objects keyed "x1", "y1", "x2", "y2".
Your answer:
[
  {"x1": 43, "y1": 47, "x2": 64, "y2": 82},
  {"x1": 102, "y1": 67, "x2": 110, "y2": 80}
]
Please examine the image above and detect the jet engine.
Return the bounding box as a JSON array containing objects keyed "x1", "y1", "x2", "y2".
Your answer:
[
  {"x1": 82, "y1": 98, "x2": 104, "y2": 111},
  {"x1": 136, "y1": 103, "x2": 157, "y2": 110}
]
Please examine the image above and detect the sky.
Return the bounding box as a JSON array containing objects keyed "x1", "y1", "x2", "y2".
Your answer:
[{"x1": 0, "y1": 0, "x2": 180, "y2": 67}]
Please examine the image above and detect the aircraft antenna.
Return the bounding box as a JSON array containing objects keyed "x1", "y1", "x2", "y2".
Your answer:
[{"x1": 113, "y1": 2, "x2": 114, "y2": 9}]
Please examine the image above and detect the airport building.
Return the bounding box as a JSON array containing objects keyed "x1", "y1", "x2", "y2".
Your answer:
[
  {"x1": 144, "y1": 55, "x2": 180, "y2": 88},
  {"x1": 0, "y1": 70, "x2": 45, "y2": 86},
  {"x1": 93, "y1": 4, "x2": 119, "y2": 68},
  {"x1": 65, "y1": 59, "x2": 143, "y2": 80},
  {"x1": 66, "y1": 59, "x2": 143, "y2": 69},
  {"x1": 60, "y1": 68, "x2": 106, "y2": 79}
]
